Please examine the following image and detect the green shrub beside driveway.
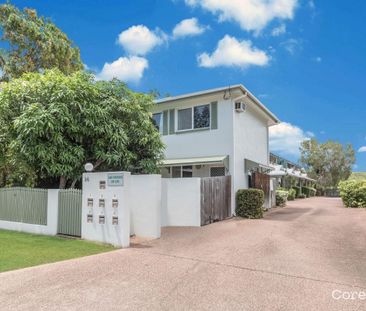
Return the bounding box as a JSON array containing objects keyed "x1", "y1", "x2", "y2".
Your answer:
[
  {"x1": 0, "y1": 230, "x2": 115, "y2": 273},
  {"x1": 276, "y1": 190, "x2": 288, "y2": 207},
  {"x1": 339, "y1": 180, "x2": 366, "y2": 208},
  {"x1": 236, "y1": 189, "x2": 264, "y2": 219},
  {"x1": 287, "y1": 188, "x2": 296, "y2": 201}
]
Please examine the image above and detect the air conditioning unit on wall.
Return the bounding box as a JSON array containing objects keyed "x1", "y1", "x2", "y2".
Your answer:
[{"x1": 235, "y1": 101, "x2": 246, "y2": 112}]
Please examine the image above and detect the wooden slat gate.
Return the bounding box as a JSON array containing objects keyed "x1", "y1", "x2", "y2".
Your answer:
[
  {"x1": 251, "y1": 172, "x2": 270, "y2": 209},
  {"x1": 58, "y1": 189, "x2": 82, "y2": 237},
  {"x1": 200, "y1": 176, "x2": 231, "y2": 226}
]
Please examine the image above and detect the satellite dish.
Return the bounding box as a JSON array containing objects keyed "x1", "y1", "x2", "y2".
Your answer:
[{"x1": 84, "y1": 163, "x2": 94, "y2": 172}]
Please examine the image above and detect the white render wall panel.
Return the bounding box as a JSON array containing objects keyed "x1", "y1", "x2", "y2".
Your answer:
[
  {"x1": 129, "y1": 175, "x2": 161, "y2": 239},
  {"x1": 161, "y1": 178, "x2": 201, "y2": 227}
]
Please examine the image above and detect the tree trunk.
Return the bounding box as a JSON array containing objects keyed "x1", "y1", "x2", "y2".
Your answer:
[
  {"x1": 93, "y1": 159, "x2": 104, "y2": 170},
  {"x1": 59, "y1": 176, "x2": 67, "y2": 189},
  {"x1": 70, "y1": 178, "x2": 78, "y2": 189}
]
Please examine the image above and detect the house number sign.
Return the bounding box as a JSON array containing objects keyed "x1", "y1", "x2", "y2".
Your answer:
[{"x1": 107, "y1": 173, "x2": 124, "y2": 187}]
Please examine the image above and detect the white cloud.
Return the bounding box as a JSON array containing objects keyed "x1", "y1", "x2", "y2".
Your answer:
[
  {"x1": 117, "y1": 25, "x2": 165, "y2": 55},
  {"x1": 281, "y1": 38, "x2": 301, "y2": 54},
  {"x1": 97, "y1": 56, "x2": 148, "y2": 83},
  {"x1": 173, "y1": 18, "x2": 208, "y2": 38},
  {"x1": 197, "y1": 35, "x2": 269, "y2": 68},
  {"x1": 271, "y1": 24, "x2": 286, "y2": 36},
  {"x1": 358, "y1": 146, "x2": 366, "y2": 153},
  {"x1": 269, "y1": 122, "x2": 313, "y2": 156},
  {"x1": 185, "y1": 0, "x2": 298, "y2": 33}
]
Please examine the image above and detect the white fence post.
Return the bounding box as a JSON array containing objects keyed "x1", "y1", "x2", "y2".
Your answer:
[{"x1": 47, "y1": 189, "x2": 59, "y2": 235}]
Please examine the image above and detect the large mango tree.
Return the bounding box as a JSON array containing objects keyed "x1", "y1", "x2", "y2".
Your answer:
[{"x1": 0, "y1": 70, "x2": 164, "y2": 188}]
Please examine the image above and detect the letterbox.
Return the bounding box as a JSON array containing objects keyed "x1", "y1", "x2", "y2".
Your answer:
[
  {"x1": 99, "y1": 180, "x2": 106, "y2": 190},
  {"x1": 112, "y1": 199, "x2": 118, "y2": 208},
  {"x1": 87, "y1": 214, "x2": 93, "y2": 223}
]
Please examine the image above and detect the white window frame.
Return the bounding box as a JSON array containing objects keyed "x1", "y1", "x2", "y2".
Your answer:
[
  {"x1": 171, "y1": 165, "x2": 193, "y2": 178},
  {"x1": 175, "y1": 104, "x2": 211, "y2": 132}
]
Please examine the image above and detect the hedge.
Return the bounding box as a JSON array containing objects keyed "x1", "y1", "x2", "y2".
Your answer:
[
  {"x1": 298, "y1": 193, "x2": 306, "y2": 199},
  {"x1": 338, "y1": 180, "x2": 366, "y2": 208},
  {"x1": 292, "y1": 186, "x2": 301, "y2": 198},
  {"x1": 276, "y1": 190, "x2": 288, "y2": 207},
  {"x1": 287, "y1": 188, "x2": 296, "y2": 201},
  {"x1": 236, "y1": 189, "x2": 264, "y2": 219},
  {"x1": 302, "y1": 186, "x2": 316, "y2": 198}
]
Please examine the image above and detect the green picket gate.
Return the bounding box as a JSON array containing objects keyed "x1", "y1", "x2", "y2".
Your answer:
[{"x1": 58, "y1": 189, "x2": 82, "y2": 237}]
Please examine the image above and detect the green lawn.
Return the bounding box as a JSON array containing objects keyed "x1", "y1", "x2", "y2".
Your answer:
[
  {"x1": 349, "y1": 172, "x2": 366, "y2": 181},
  {"x1": 0, "y1": 229, "x2": 115, "y2": 273}
]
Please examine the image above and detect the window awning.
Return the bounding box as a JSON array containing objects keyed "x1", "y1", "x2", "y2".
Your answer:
[
  {"x1": 161, "y1": 155, "x2": 229, "y2": 167},
  {"x1": 268, "y1": 170, "x2": 286, "y2": 177},
  {"x1": 245, "y1": 159, "x2": 273, "y2": 173}
]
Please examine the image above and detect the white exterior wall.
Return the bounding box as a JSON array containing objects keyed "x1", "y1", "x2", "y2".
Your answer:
[
  {"x1": 233, "y1": 97, "x2": 270, "y2": 191},
  {"x1": 153, "y1": 95, "x2": 234, "y2": 162},
  {"x1": 129, "y1": 175, "x2": 161, "y2": 239},
  {"x1": 161, "y1": 178, "x2": 201, "y2": 227},
  {"x1": 0, "y1": 189, "x2": 59, "y2": 235}
]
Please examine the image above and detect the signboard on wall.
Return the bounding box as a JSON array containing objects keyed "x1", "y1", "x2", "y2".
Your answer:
[{"x1": 107, "y1": 173, "x2": 124, "y2": 187}]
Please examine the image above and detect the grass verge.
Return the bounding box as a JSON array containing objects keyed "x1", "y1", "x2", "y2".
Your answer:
[{"x1": 0, "y1": 229, "x2": 115, "y2": 273}]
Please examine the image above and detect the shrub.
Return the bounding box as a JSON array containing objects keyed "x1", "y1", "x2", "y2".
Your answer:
[
  {"x1": 338, "y1": 180, "x2": 366, "y2": 208},
  {"x1": 302, "y1": 187, "x2": 310, "y2": 198},
  {"x1": 236, "y1": 189, "x2": 264, "y2": 219},
  {"x1": 287, "y1": 188, "x2": 296, "y2": 201},
  {"x1": 276, "y1": 190, "x2": 288, "y2": 207},
  {"x1": 292, "y1": 186, "x2": 301, "y2": 198},
  {"x1": 298, "y1": 193, "x2": 306, "y2": 199},
  {"x1": 302, "y1": 186, "x2": 317, "y2": 198}
]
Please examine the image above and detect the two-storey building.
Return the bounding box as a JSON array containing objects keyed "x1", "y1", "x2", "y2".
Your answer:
[{"x1": 152, "y1": 85, "x2": 280, "y2": 213}]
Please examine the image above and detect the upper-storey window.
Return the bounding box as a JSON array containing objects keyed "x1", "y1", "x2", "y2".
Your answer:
[
  {"x1": 177, "y1": 104, "x2": 210, "y2": 131},
  {"x1": 152, "y1": 112, "x2": 163, "y2": 133}
]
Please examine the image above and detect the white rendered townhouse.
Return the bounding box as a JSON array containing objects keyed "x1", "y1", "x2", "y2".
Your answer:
[{"x1": 151, "y1": 85, "x2": 280, "y2": 212}]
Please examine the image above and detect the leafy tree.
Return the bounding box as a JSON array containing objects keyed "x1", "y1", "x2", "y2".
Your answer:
[
  {"x1": 300, "y1": 139, "x2": 355, "y2": 188},
  {"x1": 0, "y1": 3, "x2": 83, "y2": 80},
  {"x1": 0, "y1": 70, "x2": 164, "y2": 188}
]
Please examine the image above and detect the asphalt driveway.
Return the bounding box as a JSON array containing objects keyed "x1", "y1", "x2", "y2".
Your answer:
[{"x1": 1, "y1": 197, "x2": 366, "y2": 310}]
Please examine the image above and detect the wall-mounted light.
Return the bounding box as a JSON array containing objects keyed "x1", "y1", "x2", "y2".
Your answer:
[{"x1": 84, "y1": 163, "x2": 94, "y2": 172}]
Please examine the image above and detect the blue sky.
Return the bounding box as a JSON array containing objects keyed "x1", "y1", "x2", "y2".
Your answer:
[{"x1": 10, "y1": 0, "x2": 366, "y2": 171}]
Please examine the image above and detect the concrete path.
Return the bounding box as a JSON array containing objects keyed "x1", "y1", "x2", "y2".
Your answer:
[{"x1": 1, "y1": 197, "x2": 366, "y2": 310}]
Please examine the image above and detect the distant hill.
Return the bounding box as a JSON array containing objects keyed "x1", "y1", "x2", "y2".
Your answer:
[{"x1": 349, "y1": 172, "x2": 366, "y2": 181}]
